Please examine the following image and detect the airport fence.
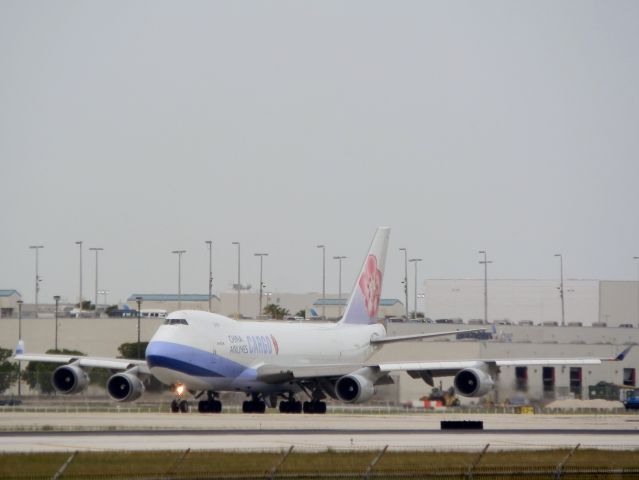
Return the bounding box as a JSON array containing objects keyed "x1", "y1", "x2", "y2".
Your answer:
[{"x1": 3, "y1": 447, "x2": 639, "y2": 480}]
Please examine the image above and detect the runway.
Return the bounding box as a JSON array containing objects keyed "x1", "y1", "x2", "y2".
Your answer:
[{"x1": 1, "y1": 412, "x2": 638, "y2": 452}]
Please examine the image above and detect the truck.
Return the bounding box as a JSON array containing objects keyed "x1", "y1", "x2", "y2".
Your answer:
[
  {"x1": 623, "y1": 389, "x2": 639, "y2": 410},
  {"x1": 589, "y1": 381, "x2": 639, "y2": 410}
]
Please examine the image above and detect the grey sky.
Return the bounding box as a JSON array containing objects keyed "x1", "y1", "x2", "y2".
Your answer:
[{"x1": 2, "y1": 1, "x2": 638, "y2": 307}]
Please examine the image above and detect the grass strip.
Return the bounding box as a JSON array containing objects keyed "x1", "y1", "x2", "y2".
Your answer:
[{"x1": 1, "y1": 448, "x2": 638, "y2": 479}]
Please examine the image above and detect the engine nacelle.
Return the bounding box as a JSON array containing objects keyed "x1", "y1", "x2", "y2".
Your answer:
[
  {"x1": 106, "y1": 372, "x2": 145, "y2": 402},
  {"x1": 454, "y1": 368, "x2": 494, "y2": 397},
  {"x1": 335, "y1": 374, "x2": 375, "y2": 403},
  {"x1": 52, "y1": 365, "x2": 89, "y2": 395}
]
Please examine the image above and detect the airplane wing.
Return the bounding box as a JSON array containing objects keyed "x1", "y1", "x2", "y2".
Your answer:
[
  {"x1": 14, "y1": 353, "x2": 150, "y2": 374},
  {"x1": 256, "y1": 345, "x2": 633, "y2": 384}
]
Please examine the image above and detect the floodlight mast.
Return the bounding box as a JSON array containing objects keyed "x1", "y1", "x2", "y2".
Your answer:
[
  {"x1": 555, "y1": 254, "x2": 565, "y2": 326},
  {"x1": 205, "y1": 241, "x2": 213, "y2": 312},
  {"x1": 232, "y1": 242, "x2": 241, "y2": 319},
  {"x1": 333, "y1": 256, "x2": 347, "y2": 317},
  {"x1": 399, "y1": 248, "x2": 408, "y2": 319},
  {"x1": 254, "y1": 253, "x2": 268, "y2": 316},
  {"x1": 478, "y1": 250, "x2": 492, "y2": 324},
  {"x1": 89, "y1": 247, "x2": 104, "y2": 318},
  {"x1": 29, "y1": 245, "x2": 44, "y2": 319},
  {"x1": 409, "y1": 258, "x2": 422, "y2": 319},
  {"x1": 171, "y1": 250, "x2": 186, "y2": 310}
]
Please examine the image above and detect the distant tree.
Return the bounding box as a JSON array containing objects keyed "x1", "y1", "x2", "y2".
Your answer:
[
  {"x1": 263, "y1": 304, "x2": 290, "y2": 320},
  {"x1": 116, "y1": 342, "x2": 166, "y2": 393},
  {"x1": 105, "y1": 305, "x2": 119, "y2": 316},
  {"x1": 118, "y1": 342, "x2": 148, "y2": 360},
  {"x1": 77, "y1": 300, "x2": 95, "y2": 311},
  {"x1": 295, "y1": 310, "x2": 306, "y2": 318},
  {"x1": 0, "y1": 348, "x2": 18, "y2": 394},
  {"x1": 24, "y1": 349, "x2": 86, "y2": 394}
]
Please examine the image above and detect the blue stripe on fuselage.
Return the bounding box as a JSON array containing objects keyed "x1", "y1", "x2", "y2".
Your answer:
[{"x1": 145, "y1": 341, "x2": 250, "y2": 379}]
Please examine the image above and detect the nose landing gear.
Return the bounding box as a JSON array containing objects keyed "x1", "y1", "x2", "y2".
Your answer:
[
  {"x1": 170, "y1": 384, "x2": 189, "y2": 413},
  {"x1": 170, "y1": 398, "x2": 189, "y2": 413}
]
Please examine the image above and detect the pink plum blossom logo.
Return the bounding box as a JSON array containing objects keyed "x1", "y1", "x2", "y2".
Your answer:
[{"x1": 359, "y1": 255, "x2": 382, "y2": 317}]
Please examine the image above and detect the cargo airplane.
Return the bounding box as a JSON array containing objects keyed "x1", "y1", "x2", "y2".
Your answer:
[{"x1": 15, "y1": 227, "x2": 632, "y2": 414}]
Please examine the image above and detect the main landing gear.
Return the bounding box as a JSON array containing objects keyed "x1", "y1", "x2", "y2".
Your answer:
[
  {"x1": 302, "y1": 400, "x2": 327, "y2": 414},
  {"x1": 278, "y1": 394, "x2": 327, "y2": 414},
  {"x1": 242, "y1": 394, "x2": 266, "y2": 414},
  {"x1": 198, "y1": 391, "x2": 222, "y2": 413}
]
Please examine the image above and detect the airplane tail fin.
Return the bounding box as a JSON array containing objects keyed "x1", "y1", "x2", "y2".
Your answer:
[{"x1": 338, "y1": 227, "x2": 390, "y2": 325}]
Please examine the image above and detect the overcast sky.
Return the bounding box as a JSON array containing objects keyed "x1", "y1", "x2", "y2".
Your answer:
[{"x1": 2, "y1": 1, "x2": 638, "y2": 307}]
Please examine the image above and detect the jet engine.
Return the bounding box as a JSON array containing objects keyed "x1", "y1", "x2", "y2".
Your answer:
[
  {"x1": 52, "y1": 365, "x2": 89, "y2": 395},
  {"x1": 106, "y1": 372, "x2": 145, "y2": 402},
  {"x1": 335, "y1": 374, "x2": 375, "y2": 403},
  {"x1": 453, "y1": 368, "x2": 494, "y2": 397}
]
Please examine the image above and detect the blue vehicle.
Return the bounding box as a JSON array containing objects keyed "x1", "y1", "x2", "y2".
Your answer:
[{"x1": 624, "y1": 389, "x2": 639, "y2": 410}]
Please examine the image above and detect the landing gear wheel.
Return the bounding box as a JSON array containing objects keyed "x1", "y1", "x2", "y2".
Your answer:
[
  {"x1": 242, "y1": 399, "x2": 266, "y2": 414},
  {"x1": 280, "y1": 400, "x2": 302, "y2": 414},
  {"x1": 170, "y1": 399, "x2": 179, "y2": 413},
  {"x1": 198, "y1": 399, "x2": 223, "y2": 413},
  {"x1": 178, "y1": 399, "x2": 189, "y2": 413},
  {"x1": 303, "y1": 401, "x2": 327, "y2": 414}
]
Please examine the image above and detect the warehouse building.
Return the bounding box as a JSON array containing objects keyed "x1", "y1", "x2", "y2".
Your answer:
[
  {"x1": 0, "y1": 290, "x2": 22, "y2": 318},
  {"x1": 423, "y1": 279, "x2": 639, "y2": 327},
  {"x1": 126, "y1": 294, "x2": 221, "y2": 313}
]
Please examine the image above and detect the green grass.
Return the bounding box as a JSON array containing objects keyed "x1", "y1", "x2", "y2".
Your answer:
[{"x1": 1, "y1": 449, "x2": 638, "y2": 479}]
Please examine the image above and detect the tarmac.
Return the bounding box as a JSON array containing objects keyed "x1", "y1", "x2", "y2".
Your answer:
[{"x1": 1, "y1": 412, "x2": 639, "y2": 452}]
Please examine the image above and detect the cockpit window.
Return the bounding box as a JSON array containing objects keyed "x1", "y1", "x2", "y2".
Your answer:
[{"x1": 163, "y1": 318, "x2": 189, "y2": 325}]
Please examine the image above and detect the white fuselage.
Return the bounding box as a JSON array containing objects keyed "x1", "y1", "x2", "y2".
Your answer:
[{"x1": 145, "y1": 310, "x2": 386, "y2": 394}]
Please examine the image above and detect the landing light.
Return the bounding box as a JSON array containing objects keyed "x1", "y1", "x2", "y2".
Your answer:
[{"x1": 176, "y1": 384, "x2": 185, "y2": 396}]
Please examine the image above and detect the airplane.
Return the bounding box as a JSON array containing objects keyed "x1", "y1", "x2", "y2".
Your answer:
[{"x1": 15, "y1": 227, "x2": 632, "y2": 414}]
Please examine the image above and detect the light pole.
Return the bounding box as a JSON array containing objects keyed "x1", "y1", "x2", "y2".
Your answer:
[
  {"x1": 89, "y1": 248, "x2": 103, "y2": 317},
  {"x1": 555, "y1": 253, "x2": 565, "y2": 326},
  {"x1": 265, "y1": 292, "x2": 272, "y2": 309},
  {"x1": 171, "y1": 250, "x2": 186, "y2": 310},
  {"x1": 232, "y1": 242, "x2": 241, "y2": 319},
  {"x1": 479, "y1": 250, "x2": 492, "y2": 324},
  {"x1": 333, "y1": 256, "x2": 347, "y2": 317},
  {"x1": 409, "y1": 258, "x2": 422, "y2": 318},
  {"x1": 417, "y1": 293, "x2": 425, "y2": 318},
  {"x1": 317, "y1": 245, "x2": 326, "y2": 319},
  {"x1": 399, "y1": 248, "x2": 409, "y2": 319},
  {"x1": 634, "y1": 257, "x2": 639, "y2": 329},
  {"x1": 205, "y1": 241, "x2": 213, "y2": 312},
  {"x1": 254, "y1": 253, "x2": 268, "y2": 316},
  {"x1": 29, "y1": 245, "x2": 44, "y2": 319},
  {"x1": 75, "y1": 241, "x2": 83, "y2": 309},
  {"x1": 98, "y1": 290, "x2": 110, "y2": 307},
  {"x1": 53, "y1": 295, "x2": 60, "y2": 351},
  {"x1": 17, "y1": 299, "x2": 23, "y2": 397},
  {"x1": 136, "y1": 296, "x2": 142, "y2": 359}
]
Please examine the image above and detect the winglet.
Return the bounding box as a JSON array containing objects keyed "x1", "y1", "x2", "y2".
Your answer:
[{"x1": 610, "y1": 344, "x2": 634, "y2": 362}]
